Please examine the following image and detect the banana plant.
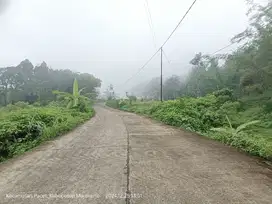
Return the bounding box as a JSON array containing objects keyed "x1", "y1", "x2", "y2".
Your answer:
[
  {"x1": 52, "y1": 78, "x2": 87, "y2": 108},
  {"x1": 211, "y1": 115, "x2": 260, "y2": 136}
]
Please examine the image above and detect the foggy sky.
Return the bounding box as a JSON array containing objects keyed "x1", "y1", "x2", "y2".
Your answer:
[{"x1": 0, "y1": 0, "x2": 262, "y2": 95}]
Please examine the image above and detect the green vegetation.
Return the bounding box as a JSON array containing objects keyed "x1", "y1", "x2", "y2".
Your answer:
[
  {"x1": 107, "y1": 0, "x2": 272, "y2": 160},
  {"x1": 0, "y1": 60, "x2": 101, "y2": 106},
  {"x1": 211, "y1": 116, "x2": 260, "y2": 138},
  {"x1": 106, "y1": 90, "x2": 272, "y2": 159},
  {"x1": 0, "y1": 60, "x2": 101, "y2": 162},
  {"x1": 131, "y1": 1, "x2": 272, "y2": 101},
  {"x1": 0, "y1": 103, "x2": 94, "y2": 162}
]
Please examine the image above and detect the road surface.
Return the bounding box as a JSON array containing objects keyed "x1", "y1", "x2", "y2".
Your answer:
[{"x1": 0, "y1": 105, "x2": 271, "y2": 204}]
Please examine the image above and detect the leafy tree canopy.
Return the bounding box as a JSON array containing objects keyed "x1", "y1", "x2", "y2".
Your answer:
[{"x1": 0, "y1": 60, "x2": 101, "y2": 106}]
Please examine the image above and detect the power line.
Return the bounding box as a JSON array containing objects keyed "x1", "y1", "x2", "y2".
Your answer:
[
  {"x1": 160, "y1": 47, "x2": 163, "y2": 101},
  {"x1": 210, "y1": 41, "x2": 237, "y2": 56},
  {"x1": 169, "y1": 42, "x2": 238, "y2": 66},
  {"x1": 123, "y1": 0, "x2": 198, "y2": 85},
  {"x1": 161, "y1": 0, "x2": 198, "y2": 48},
  {"x1": 163, "y1": 41, "x2": 237, "y2": 64},
  {"x1": 123, "y1": 49, "x2": 161, "y2": 85},
  {"x1": 144, "y1": 0, "x2": 157, "y2": 49},
  {"x1": 167, "y1": 42, "x2": 239, "y2": 68},
  {"x1": 122, "y1": 40, "x2": 237, "y2": 89}
]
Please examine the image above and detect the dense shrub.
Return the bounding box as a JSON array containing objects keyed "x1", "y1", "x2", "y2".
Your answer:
[
  {"x1": 106, "y1": 100, "x2": 120, "y2": 109},
  {"x1": 213, "y1": 88, "x2": 233, "y2": 97},
  {"x1": 106, "y1": 91, "x2": 272, "y2": 160},
  {"x1": 3, "y1": 104, "x2": 21, "y2": 112},
  {"x1": 213, "y1": 88, "x2": 235, "y2": 104},
  {"x1": 73, "y1": 98, "x2": 93, "y2": 113},
  {"x1": 0, "y1": 105, "x2": 94, "y2": 162},
  {"x1": 119, "y1": 100, "x2": 127, "y2": 108},
  {"x1": 32, "y1": 102, "x2": 41, "y2": 107},
  {"x1": 264, "y1": 99, "x2": 272, "y2": 113},
  {"x1": 14, "y1": 101, "x2": 30, "y2": 108}
]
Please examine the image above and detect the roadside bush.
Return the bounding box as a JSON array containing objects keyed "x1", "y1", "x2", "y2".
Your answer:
[
  {"x1": 14, "y1": 101, "x2": 30, "y2": 108},
  {"x1": 0, "y1": 105, "x2": 94, "y2": 162},
  {"x1": 33, "y1": 102, "x2": 41, "y2": 107},
  {"x1": 119, "y1": 99, "x2": 127, "y2": 108},
  {"x1": 4, "y1": 104, "x2": 21, "y2": 112},
  {"x1": 264, "y1": 99, "x2": 272, "y2": 113},
  {"x1": 201, "y1": 110, "x2": 222, "y2": 128},
  {"x1": 106, "y1": 90, "x2": 272, "y2": 160},
  {"x1": 0, "y1": 112, "x2": 45, "y2": 159},
  {"x1": 213, "y1": 88, "x2": 235, "y2": 104},
  {"x1": 48, "y1": 101, "x2": 63, "y2": 107},
  {"x1": 73, "y1": 98, "x2": 92, "y2": 113},
  {"x1": 209, "y1": 131, "x2": 271, "y2": 159},
  {"x1": 106, "y1": 100, "x2": 120, "y2": 109}
]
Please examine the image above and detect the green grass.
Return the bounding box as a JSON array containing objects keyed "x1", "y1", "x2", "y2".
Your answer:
[
  {"x1": 106, "y1": 96, "x2": 272, "y2": 160},
  {"x1": 0, "y1": 103, "x2": 94, "y2": 162}
]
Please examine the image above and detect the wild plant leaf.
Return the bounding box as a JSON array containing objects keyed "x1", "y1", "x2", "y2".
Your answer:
[
  {"x1": 79, "y1": 96, "x2": 90, "y2": 101},
  {"x1": 64, "y1": 96, "x2": 71, "y2": 101},
  {"x1": 74, "y1": 98, "x2": 79, "y2": 107},
  {"x1": 67, "y1": 100, "x2": 73, "y2": 109},
  {"x1": 210, "y1": 127, "x2": 231, "y2": 134},
  {"x1": 73, "y1": 78, "x2": 79, "y2": 97},
  {"x1": 225, "y1": 115, "x2": 233, "y2": 129},
  {"x1": 52, "y1": 90, "x2": 71, "y2": 97},
  {"x1": 79, "y1": 87, "x2": 86, "y2": 95},
  {"x1": 236, "y1": 120, "x2": 260, "y2": 133}
]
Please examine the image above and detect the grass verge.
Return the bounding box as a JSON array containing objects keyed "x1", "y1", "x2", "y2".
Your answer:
[
  {"x1": 0, "y1": 105, "x2": 94, "y2": 162},
  {"x1": 106, "y1": 97, "x2": 272, "y2": 160}
]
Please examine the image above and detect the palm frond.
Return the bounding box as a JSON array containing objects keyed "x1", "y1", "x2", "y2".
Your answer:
[
  {"x1": 236, "y1": 120, "x2": 260, "y2": 133},
  {"x1": 67, "y1": 100, "x2": 73, "y2": 109},
  {"x1": 210, "y1": 127, "x2": 231, "y2": 134},
  {"x1": 79, "y1": 96, "x2": 90, "y2": 101},
  {"x1": 79, "y1": 87, "x2": 86, "y2": 95},
  {"x1": 52, "y1": 90, "x2": 71, "y2": 97},
  {"x1": 226, "y1": 115, "x2": 233, "y2": 129}
]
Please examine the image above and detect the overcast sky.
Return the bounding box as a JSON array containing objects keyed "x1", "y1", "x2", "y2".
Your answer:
[{"x1": 0, "y1": 0, "x2": 266, "y2": 95}]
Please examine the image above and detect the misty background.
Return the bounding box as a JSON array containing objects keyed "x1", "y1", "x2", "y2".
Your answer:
[{"x1": 0, "y1": 0, "x2": 266, "y2": 96}]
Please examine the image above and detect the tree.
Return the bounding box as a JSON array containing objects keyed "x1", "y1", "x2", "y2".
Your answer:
[
  {"x1": 0, "y1": 59, "x2": 101, "y2": 106},
  {"x1": 130, "y1": 0, "x2": 272, "y2": 102},
  {"x1": 143, "y1": 77, "x2": 160, "y2": 100},
  {"x1": 163, "y1": 75, "x2": 181, "y2": 100}
]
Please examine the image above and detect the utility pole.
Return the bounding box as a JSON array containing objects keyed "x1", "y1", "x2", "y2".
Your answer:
[{"x1": 160, "y1": 47, "x2": 163, "y2": 102}]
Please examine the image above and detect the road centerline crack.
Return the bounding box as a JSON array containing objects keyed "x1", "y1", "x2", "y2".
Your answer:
[{"x1": 122, "y1": 116, "x2": 131, "y2": 204}]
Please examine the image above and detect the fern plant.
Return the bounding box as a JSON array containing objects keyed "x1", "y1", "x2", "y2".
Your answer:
[{"x1": 211, "y1": 115, "x2": 260, "y2": 136}]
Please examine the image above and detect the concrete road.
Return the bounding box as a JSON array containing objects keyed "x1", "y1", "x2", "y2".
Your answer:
[{"x1": 0, "y1": 105, "x2": 271, "y2": 204}]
